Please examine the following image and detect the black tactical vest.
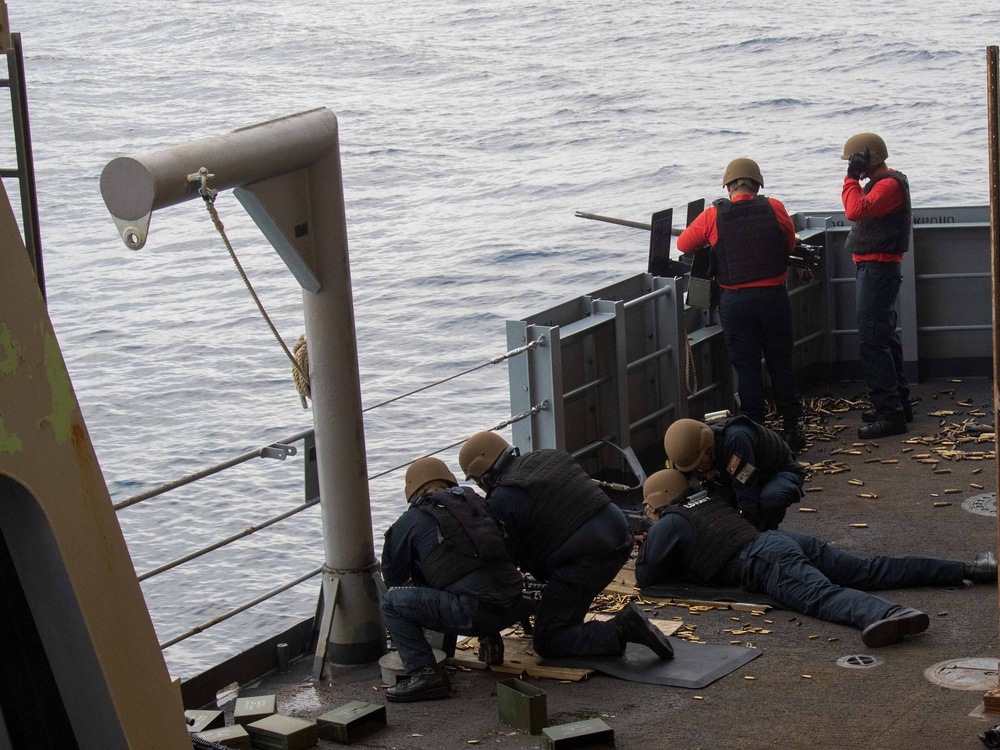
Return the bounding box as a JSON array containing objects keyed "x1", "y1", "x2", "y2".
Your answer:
[
  {"x1": 497, "y1": 449, "x2": 610, "y2": 565},
  {"x1": 844, "y1": 171, "x2": 911, "y2": 257},
  {"x1": 663, "y1": 490, "x2": 759, "y2": 584},
  {"x1": 413, "y1": 486, "x2": 510, "y2": 589},
  {"x1": 710, "y1": 415, "x2": 792, "y2": 473},
  {"x1": 711, "y1": 196, "x2": 787, "y2": 286}
]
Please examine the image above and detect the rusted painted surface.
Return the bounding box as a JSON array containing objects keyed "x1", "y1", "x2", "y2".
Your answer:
[{"x1": 0, "y1": 177, "x2": 190, "y2": 746}]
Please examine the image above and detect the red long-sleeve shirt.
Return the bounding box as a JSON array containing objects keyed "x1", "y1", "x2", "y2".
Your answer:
[
  {"x1": 676, "y1": 193, "x2": 796, "y2": 289},
  {"x1": 841, "y1": 170, "x2": 907, "y2": 262}
]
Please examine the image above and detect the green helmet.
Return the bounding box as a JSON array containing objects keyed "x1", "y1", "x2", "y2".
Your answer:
[
  {"x1": 722, "y1": 158, "x2": 764, "y2": 188},
  {"x1": 642, "y1": 469, "x2": 691, "y2": 520},
  {"x1": 663, "y1": 418, "x2": 715, "y2": 472},
  {"x1": 841, "y1": 133, "x2": 888, "y2": 168},
  {"x1": 404, "y1": 457, "x2": 457, "y2": 502},
  {"x1": 458, "y1": 431, "x2": 510, "y2": 481}
]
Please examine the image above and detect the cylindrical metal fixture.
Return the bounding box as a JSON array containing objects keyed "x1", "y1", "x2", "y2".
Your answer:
[{"x1": 276, "y1": 643, "x2": 290, "y2": 673}]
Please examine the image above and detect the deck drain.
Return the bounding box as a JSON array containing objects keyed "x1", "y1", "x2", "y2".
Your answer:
[
  {"x1": 924, "y1": 657, "x2": 999, "y2": 691},
  {"x1": 963, "y1": 493, "x2": 996, "y2": 517},
  {"x1": 837, "y1": 654, "x2": 883, "y2": 669}
]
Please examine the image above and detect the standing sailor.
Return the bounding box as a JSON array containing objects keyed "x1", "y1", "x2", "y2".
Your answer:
[
  {"x1": 458, "y1": 431, "x2": 674, "y2": 660},
  {"x1": 841, "y1": 132, "x2": 912, "y2": 439},
  {"x1": 380, "y1": 457, "x2": 527, "y2": 703},
  {"x1": 677, "y1": 158, "x2": 804, "y2": 450}
]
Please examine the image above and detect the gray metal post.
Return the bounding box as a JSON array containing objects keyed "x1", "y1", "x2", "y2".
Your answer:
[{"x1": 100, "y1": 108, "x2": 384, "y2": 667}]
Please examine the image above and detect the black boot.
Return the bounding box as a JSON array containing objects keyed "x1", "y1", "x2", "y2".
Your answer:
[
  {"x1": 965, "y1": 552, "x2": 997, "y2": 583},
  {"x1": 860, "y1": 606, "x2": 929, "y2": 648},
  {"x1": 385, "y1": 665, "x2": 452, "y2": 703},
  {"x1": 857, "y1": 414, "x2": 907, "y2": 440},
  {"x1": 614, "y1": 603, "x2": 674, "y2": 659},
  {"x1": 477, "y1": 632, "x2": 505, "y2": 666},
  {"x1": 862, "y1": 401, "x2": 913, "y2": 423}
]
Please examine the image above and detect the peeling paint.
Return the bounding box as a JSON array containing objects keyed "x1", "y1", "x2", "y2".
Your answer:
[
  {"x1": 37, "y1": 329, "x2": 77, "y2": 443},
  {"x1": 0, "y1": 416, "x2": 23, "y2": 453},
  {"x1": 0, "y1": 323, "x2": 22, "y2": 374}
]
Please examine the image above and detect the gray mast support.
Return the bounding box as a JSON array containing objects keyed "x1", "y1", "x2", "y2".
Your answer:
[{"x1": 100, "y1": 108, "x2": 385, "y2": 667}]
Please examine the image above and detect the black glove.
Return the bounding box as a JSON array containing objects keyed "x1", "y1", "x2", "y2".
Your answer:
[{"x1": 846, "y1": 147, "x2": 869, "y2": 180}]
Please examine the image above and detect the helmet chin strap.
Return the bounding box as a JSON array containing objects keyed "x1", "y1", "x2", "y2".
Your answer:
[{"x1": 479, "y1": 445, "x2": 519, "y2": 490}]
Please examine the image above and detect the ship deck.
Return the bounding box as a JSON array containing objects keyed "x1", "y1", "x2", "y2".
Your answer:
[{"x1": 224, "y1": 376, "x2": 999, "y2": 750}]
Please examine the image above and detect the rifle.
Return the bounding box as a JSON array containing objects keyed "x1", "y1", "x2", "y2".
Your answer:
[{"x1": 575, "y1": 208, "x2": 822, "y2": 273}]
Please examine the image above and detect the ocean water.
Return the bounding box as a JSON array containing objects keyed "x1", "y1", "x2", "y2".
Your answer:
[{"x1": 8, "y1": 1, "x2": 1000, "y2": 676}]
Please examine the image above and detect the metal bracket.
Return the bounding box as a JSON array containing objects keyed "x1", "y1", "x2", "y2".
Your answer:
[{"x1": 259, "y1": 442, "x2": 297, "y2": 460}]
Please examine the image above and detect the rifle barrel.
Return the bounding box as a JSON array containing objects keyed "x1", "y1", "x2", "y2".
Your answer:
[
  {"x1": 575, "y1": 210, "x2": 683, "y2": 236},
  {"x1": 574, "y1": 211, "x2": 651, "y2": 231}
]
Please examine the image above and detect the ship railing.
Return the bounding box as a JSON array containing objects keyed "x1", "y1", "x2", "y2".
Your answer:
[{"x1": 115, "y1": 341, "x2": 543, "y2": 651}]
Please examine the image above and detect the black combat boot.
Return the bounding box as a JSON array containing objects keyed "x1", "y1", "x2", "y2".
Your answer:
[
  {"x1": 860, "y1": 606, "x2": 929, "y2": 648},
  {"x1": 964, "y1": 552, "x2": 997, "y2": 583},
  {"x1": 857, "y1": 414, "x2": 907, "y2": 440},
  {"x1": 477, "y1": 632, "x2": 505, "y2": 666},
  {"x1": 862, "y1": 400, "x2": 913, "y2": 423},
  {"x1": 614, "y1": 603, "x2": 674, "y2": 659},
  {"x1": 385, "y1": 664, "x2": 452, "y2": 703}
]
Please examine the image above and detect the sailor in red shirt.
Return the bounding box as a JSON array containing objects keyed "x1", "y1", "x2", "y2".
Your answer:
[
  {"x1": 840, "y1": 132, "x2": 912, "y2": 439},
  {"x1": 677, "y1": 158, "x2": 803, "y2": 450}
]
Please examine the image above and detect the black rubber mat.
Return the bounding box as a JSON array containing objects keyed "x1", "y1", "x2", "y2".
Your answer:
[
  {"x1": 541, "y1": 639, "x2": 761, "y2": 688},
  {"x1": 639, "y1": 582, "x2": 783, "y2": 609}
]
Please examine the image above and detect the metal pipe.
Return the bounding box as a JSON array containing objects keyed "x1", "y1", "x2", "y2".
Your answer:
[
  {"x1": 564, "y1": 374, "x2": 613, "y2": 402},
  {"x1": 623, "y1": 284, "x2": 675, "y2": 309},
  {"x1": 159, "y1": 567, "x2": 322, "y2": 650},
  {"x1": 627, "y1": 345, "x2": 674, "y2": 370},
  {"x1": 101, "y1": 109, "x2": 338, "y2": 231},
  {"x1": 101, "y1": 109, "x2": 384, "y2": 666},
  {"x1": 137, "y1": 498, "x2": 319, "y2": 582}
]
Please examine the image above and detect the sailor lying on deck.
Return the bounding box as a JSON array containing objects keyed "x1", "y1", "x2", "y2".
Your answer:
[{"x1": 634, "y1": 469, "x2": 997, "y2": 648}]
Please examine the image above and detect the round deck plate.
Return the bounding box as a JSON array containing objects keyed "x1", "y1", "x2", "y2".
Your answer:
[
  {"x1": 836, "y1": 654, "x2": 882, "y2": 669},
  {"x1": 924, "y1": 657, "x2": 999, "y2": 691},
  {"x1": 962, "y1": 493, "x2": 996, "y2": 517}
]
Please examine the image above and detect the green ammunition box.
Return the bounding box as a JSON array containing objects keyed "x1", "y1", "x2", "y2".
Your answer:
[
  {"x1": 497, "y1": 678, "x2": 547, "y2": 734},
  {"x1": 541, "y1": 718, "x2": 615, "y2": 749},
  {"x1": 196, "y1": 725, "x2": 252, "y2": 749},
  {"x1": 185, "y1": 709, "x2": 225, "y2": 733},
  {"x1": 246, "y1": 714, "x2": 318, "y2": 750},
  {"x1": 316, "y1": 701, "x2": 387, "y2": 743},
  {"x1": 234, "y1": 695, "x2": 277, "y2": 727}
]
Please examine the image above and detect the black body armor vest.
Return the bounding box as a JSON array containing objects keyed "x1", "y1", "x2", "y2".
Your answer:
[
  {"x1": 497, "y1": 449, "x2": 610, "y2": 565},
  {"x1": 711, "y1": 196, "x2": 787, "y2": 286},
  {"x1": 710, "y1": 415, "x2": 793, "y2": 473},
  {"x1": 663, "y1": 490, "x2": 759, "y2": 584},
  {"x1": 413, "y1": 486, "x2": 510, "y2": 589},
  {"x1": 844, "y1": 171, "x2": 911, "y2": 256}
]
